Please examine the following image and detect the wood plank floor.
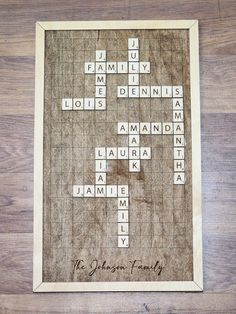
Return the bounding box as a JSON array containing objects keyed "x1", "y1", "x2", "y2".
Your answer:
[{"x1": 0, "y1": 0, "x2": 235, "y2": 312}]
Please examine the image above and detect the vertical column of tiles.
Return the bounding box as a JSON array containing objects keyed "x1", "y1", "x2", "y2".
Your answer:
[
  {"x1": 128, "y1": 38, "x2": 139, "y2": 98},
  {"x1": 95, "y1": 147, "x2": 107, "y2": 195},
  {"x1": 95, "y1": 50, "x2": 106, "y2": 110},
  {"x1": 173, "y1": 96, "x2": 185, "y2": 184},
  {"x1": 117, "y1": 185, "x2": 129, "y2": 247},
  {"x1": 128, "y1": 122, "x2": 140, "y2": 172}
]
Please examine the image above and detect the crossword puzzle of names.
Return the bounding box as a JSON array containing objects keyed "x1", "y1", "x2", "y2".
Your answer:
[{"x1": 61, "y1": 38, "x2": 186, "y2": 248}]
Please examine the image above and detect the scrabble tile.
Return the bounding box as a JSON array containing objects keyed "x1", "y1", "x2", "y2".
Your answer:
[
  {"x1": 117, "y1": 147, "x2": 128, "y2": 159},
  {"x1": 151, "y1": 122, "x2": 162, "y2": 134},
  {"x1": 162, "y1": 86, "x2": 172, "y2": 97},
  {"x1": 117, "y1": 86, "x2": 128, "y2": 97},
  {"x1": 117, "y1": 147, "x2": 129, "y2": 159},
  {"x1": 118, "y1": 222, "x2": 129, "y2": 235},
  {"x1": 129, "y1": 159, "x2": 140, "y2": 172},
  {"x1": 84, "y1": 98, "x2": 95, "y2": 110},
  {"x1": 96, "y1": 62, "x2": 106, "y2": 73},
  {"x1": 174, "y1": 160, "x2": 185, "y2": 172},
  {"x1": 174, "y1": 135, "x2": 186, "y2": 147},
  {"x1": 118, "y1": 185, "x2": 129, "y2": 197},
  {"x1": 140, "y1": 122, "x2": 151, "y2": 134},
  {"x1": 174, "y1": 122, "x2": 184, "y2": 134},
  {"x1": 151, "y1": 86, "x2": 161, "y2": 98},
  {"x1": 117, "y1": 122, "x2": 128, "y2": 134},
  {"x1": 73, "y1": 185, "x2": 84, "y2": 197},
  {"x1": 107, "y1": 62, "x2": 117, "y2": 73},
  {"x1": 129, "y1": 123, "x2": 139, "y2": 134},
  {"x1": 96, "y1": 50, "x2": 106, "y2": 61},
  {"x1": 95, "y1": 160, "x2": 107, "y2": 172},
  {"x1": 117, "y1": 62, "x2": 128, "y2": 73},
  {"x1": 173, "y1": 98, "x2": 183, "y2": 110},
  {"x1": 96, "y1": 172, "x2": 107, "y2": 185},
  {"x1": 95, "y1": 74, "x2": 106, "y2": 86},
  {"x1": 173, "y1": 110, "x2": 184, "y2": 122},
  {"x1": 129, "y1": 135, "x2": 140, "y2": 146},
  {"x1": 129, "y1": 62, "x2": 139, "y2": 73},
  {"x1": 128, "y1": 50, "x2": 139, "y2": 61},
  {"x1": 140, "y1": 86, "x2": 150, "y2": 98},
  {"x1": 95, "y1": 98, "x2": 106, "y2": 110},
  {"x1": 128, "y1": 38, "x2": 139, "y2": 49},
  {"x1": 107, "y1": 185, "x2": 118, "y2": 197},
  {"x1": 84, "y1": 185, "x2": 95, "y2": 197},
  {"x1": 118, "y1": 235, "x2": 129, "y2": 248},
  {"x1": 118, "y1": 210, "x2": 129, "y2": 223},
  {"x1": 118, "y1": 197, "x2": 129, "y2": 209},
  {"x1": 96, "y1": 86, "x2": 106, "y2": 97},
  {"x1": 129, "y1": 147, "x2": 140, "y2": 159},
  {"x1": 174, "y1": 147, "x2": 185, "y2": 159},
  {"x1": 174, "y1": 172, "x2": 185, "y2": 185},
  {"x1": 140, "y1": 147, "x2": 151, "y2": 159},
  {"x1": 84, "y1": 62, "x2": 95, "y2": 74},
  {"x1": 73, "y1": 98, "x2": 84, "y2": 110},
  {"x1": 163, "y1": 123, "x2": 173, "y2": 134},
  {"x1": 140, "y1": 62, "x2": 150, "y2": 73},
  {"x1": 129, "y1": 122, "x2": 139, "y2": 134},
  {"x1": 95, "y1": 185, "x2": 106, "y2": 197},
  {"x1": 128, "y1": 86, "x2": 139, "y2": 97},
  {"x1": 95, "y1": 147, "x2": 106, "y2": 159},
  {"x1": 128, "y1": 74, "x2": 139, "y2": 86},
  {"x1": 173, "y1": 86, "x2": 183, "y2": 97},
  {"x1": 107, "y1": 147, "x2": 117, "y2": 159},
  {"x1": 62, "y1": 98, "x2": 72, "y2": 110}
]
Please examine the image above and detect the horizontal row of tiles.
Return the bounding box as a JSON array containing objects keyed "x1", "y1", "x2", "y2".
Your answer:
[
  {"x1": 96, "y1": 146, "x2": 152, "y2": 159},
  {"x1": 95, "y1": 147, "x2": 184, "y2": 160},
  {"x1": 117, "y1": 120, "x2": 184, "y2": 134},
  {"x1": 85, "y1": 61, "x2": 150, "y2": 74},
  {"x1": 61, "y1": 97, "x2": 183, "y2": 111},
  {"x1": 117, "y1": 85, "x2": 183, "y2": 98}
]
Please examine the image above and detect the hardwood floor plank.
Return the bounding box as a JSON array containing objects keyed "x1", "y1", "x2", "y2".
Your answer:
[
  {"x1": 0, "y1": 293, "x2": 235, "y2": 313},
  {"x1": 0, "y1": 57, "x2": 34, "y2": 115},
  {"x1": 203, "y1": 224, "x2": 236, "y2": 292},
  {"x1": 200, "y1": 17, "x2": 236, "y2": 56},
  {"x1": 201, "y1": 113, "x2": 236, "y2": 171},
  {"x1": 0, "y1": 234, "x2": 32, "y2": 294},
  {"x1": 219, "y1": 0, "x2": 236, "y2": 18},
  {"x1": 0, "y1": 115, "x2": 33, "y2": 172},
  {"x1": 200, "y1": 55, "x2": 236, "y2": 112},
  {"x1": 128, "y1": 0, "x2": 219, "y2": 20},
  {"x1": 0, "y1": 173, "x2": 33, "y2": 233}
]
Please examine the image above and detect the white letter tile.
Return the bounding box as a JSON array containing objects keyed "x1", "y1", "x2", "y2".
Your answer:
[
  {"x1": 117, "y1": 86, "x2": 128, "y2": 98},
  {"x1": 84, "y1": 62, "x2": 95, "y2": 74},
  {"x1": 96, "y1": 50, "x2": 106, "y2": 61},
  {"x1": 118, "y1": 235, "x2": 129, "y2": 247},
  {"x1": 73, "y1": 185, "x2": 84, "y2": 197},
  {"x1": 128, "y1": 38, "x2": 139, "y2": 49},
  {"x1": 129, "y1": 160, "x2": 140, "y2": 172},
  {"x1": 73, "y1": 98, "x2": 84, "y2": 110},
  {"x1": 62, "y1": 98, "x2": 72, "y2": 110}
]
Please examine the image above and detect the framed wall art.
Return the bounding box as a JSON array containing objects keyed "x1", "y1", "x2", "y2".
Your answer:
[{"x1": 33, "y1": 20, "x2": 202, "y2": 292}]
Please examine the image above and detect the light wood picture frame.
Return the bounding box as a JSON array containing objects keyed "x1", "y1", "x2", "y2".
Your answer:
[{"x1": 34, "y1": 20, "x2": 202, "y2": 292}]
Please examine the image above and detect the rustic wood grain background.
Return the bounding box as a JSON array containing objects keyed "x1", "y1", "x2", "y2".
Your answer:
[
  {"x1": 0, "y1": 0, "x2": 235, "y2": 313},
  {"x1": 42, "y1": 28, "x2": 193, "y2": 284}
]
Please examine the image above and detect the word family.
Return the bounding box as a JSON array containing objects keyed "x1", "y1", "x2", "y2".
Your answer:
[{"x1": 62, "y1": 37, "x2": 186, "y2": 248}]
